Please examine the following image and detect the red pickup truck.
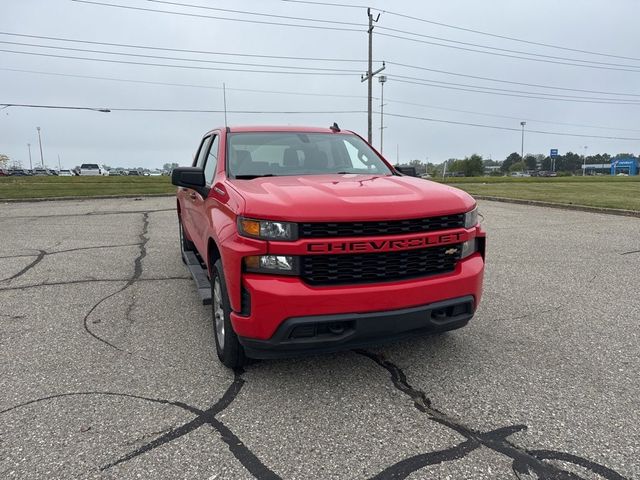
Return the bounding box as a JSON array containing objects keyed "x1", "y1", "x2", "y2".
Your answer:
[{"x1": 173, "y1": 125, "x2": 485, "y2": 368}]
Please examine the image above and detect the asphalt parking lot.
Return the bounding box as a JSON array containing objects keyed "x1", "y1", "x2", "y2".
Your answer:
[{"x1": 0, "y1": 197, "x2": 638, "y2": 479}]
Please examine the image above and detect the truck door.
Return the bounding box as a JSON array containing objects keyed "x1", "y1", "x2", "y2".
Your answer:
[
  {"x1": 180, "y1": 135, "x2": 211, "y2": 253},
  {"x1": 191, "y1": 134, "x2": 220, "y2": 253}
]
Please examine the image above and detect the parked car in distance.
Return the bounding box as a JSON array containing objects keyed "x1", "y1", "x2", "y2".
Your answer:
[
  {"x1": 33, "y1": 168, "x2": 50, "y2": 176},
  {"x1": 80, "y1": 164, "x2": 103, "y2": 176},
  {"x1": 127, "y1": 170, "x2": 140, "y2": 176},
  {"x1": 0, "y1": 168, "x2": 9, "y2": 176},
  {"x1": 58, "y1": 169, "x2": 73, "y2": 177},
  {"x1": 9, "y1": 169, "x2": 29, "y2": 176}
]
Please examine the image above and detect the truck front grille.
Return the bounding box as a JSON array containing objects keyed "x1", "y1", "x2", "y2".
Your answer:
[
  {"x1": 301, "y1": 244, "x2": 462, "y2": 286},
  {"x1": 299, "y1": 214, "x2": 465, "y2": 238}
]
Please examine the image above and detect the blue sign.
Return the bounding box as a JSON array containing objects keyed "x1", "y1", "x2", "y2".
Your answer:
[
  {"x1": 550, "y1": 149, "x2": 558, "y2": 158},
  {"x1": 610, "y1": 158, "x2": 638, "y2": 176}
]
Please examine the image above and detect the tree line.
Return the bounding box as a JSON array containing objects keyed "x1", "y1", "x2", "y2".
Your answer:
[{"x1": 400, "y1": 152, "x2": 637, "y2": 177}]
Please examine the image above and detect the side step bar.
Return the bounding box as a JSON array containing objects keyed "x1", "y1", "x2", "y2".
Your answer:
[{"x1": 182, "y1": 251, "x2": 212, "y2": 305}]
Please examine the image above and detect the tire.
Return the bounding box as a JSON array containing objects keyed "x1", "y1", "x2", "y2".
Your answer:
[
  {"x1": 179, "y1": 217, "x2": 195, "y2": 263},
  {"x1": 211, "y1": 259, "x2": 246, "y2": 368}
]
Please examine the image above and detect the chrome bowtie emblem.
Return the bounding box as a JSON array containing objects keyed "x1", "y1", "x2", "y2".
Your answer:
[{"x1": 445, "y1": 248, "x2": 458, "y2": 255}]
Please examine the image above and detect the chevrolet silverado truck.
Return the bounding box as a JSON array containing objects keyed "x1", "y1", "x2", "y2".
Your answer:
[{"x1": 172, "y1": 125, "x2": 485, "y2": 368}]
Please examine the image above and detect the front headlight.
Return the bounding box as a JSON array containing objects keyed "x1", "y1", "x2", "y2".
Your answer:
[
  {"x1": 238, "y1": 217, "x2": 298, "y2": 241},
  {"x1": 464, "y1": 207, "x2": 478, "y2": 229},
  {"x1": 244, "y1": 255, "x2": 299, "y2": 275}
]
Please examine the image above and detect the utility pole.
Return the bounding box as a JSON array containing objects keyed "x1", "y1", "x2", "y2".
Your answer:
[
  {"x1": 520, "y1": 121, "x2": 526, "y2": 173},
  {"x1": 361, "y1": 8, "x2": 384, "y2": 144},
  {"x1": 27, "y1": 143, "x2": 32, "y2": 170},
  {"x1": 378, "y1": 75, "x2": 387, "y2": 154},
  {"x1": 58, "y1": 154, "x2": 62, "y2": 171},
  {"x1": 582, "y1": 145, "x2": 588, "y2": 176},
  {"x1": 36, "y1": 126, "x2": 44, "y2": 167}
]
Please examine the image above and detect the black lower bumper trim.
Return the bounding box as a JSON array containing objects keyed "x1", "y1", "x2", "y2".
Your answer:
[{"x1": 238, "y1": 295, "x2": 475, "y2": 359}]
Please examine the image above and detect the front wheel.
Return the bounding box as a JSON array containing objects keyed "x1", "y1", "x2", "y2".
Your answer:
[{"x1": 211, "y1": 259, "x2": 246, "y2": 368}]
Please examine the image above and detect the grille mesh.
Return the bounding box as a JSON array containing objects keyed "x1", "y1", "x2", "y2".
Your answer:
[
  {"x1": 299, "y1": 214, "x2": 465, "y2": 239},
  {"x1": 301, "y1": 244, "x2": 461, "y2": 286}
]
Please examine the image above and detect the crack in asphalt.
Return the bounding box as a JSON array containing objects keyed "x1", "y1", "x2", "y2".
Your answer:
[
  {"x1": 620, "y1": 249, "x2": 640, "y2": 255},
  {"x1": 0, "y1": 249, "x2": 46, "y2": 282},
  {"x1": 82, "y1": 212, "x2": 149, "y2": 352},
  {"x1": 0, "y1": 276, "x2": 191, "y2": 293},
  {"x1": 0, "y1": 372, "x2": 281, "y2": 479},
  {"x1": 0, "y1": 243, "x2": 144, "y2": 283},
  {"x1": 356, "y1": 350, "x2": 627, "y2": 480},
  {"x1": 0, "y1": 208, "x2": 174, "y2": 221}
]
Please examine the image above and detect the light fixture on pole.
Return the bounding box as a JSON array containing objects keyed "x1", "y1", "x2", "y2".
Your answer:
[
  {"x1": 378, "y1": 75, "x2": 387, "y2": 154},
  {"x1": 520, "y1": 121, "x2": 526, "y2": 172},
  {"x1": 36, "y1": 126, "x2": 44, "y2": 167}
]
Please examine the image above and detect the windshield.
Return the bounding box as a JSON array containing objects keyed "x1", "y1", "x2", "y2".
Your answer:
[
  {"x1": 227, "y1": 132, "x2": 393, "y2": 178},
  {"x1": 81, "y1": 164, "x2": 99, "y2": 169}
]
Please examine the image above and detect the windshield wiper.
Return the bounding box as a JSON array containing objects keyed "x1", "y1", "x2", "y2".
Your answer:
[{"x1": 234, "y1": 174, "x2": 275, "y2": 179}]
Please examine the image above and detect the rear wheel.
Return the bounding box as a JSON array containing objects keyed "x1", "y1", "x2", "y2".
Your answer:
[
  {"x1": 179, "y1": 217, "x2": 195, "y2": 263},
  {"x1": 211, "y1": 259, "x2": 246, "y2": 368}
]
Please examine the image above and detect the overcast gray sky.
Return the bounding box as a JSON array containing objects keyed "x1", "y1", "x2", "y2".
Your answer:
[{"x1": 1, "y1": 0, "x2": 639, "y2": 169}]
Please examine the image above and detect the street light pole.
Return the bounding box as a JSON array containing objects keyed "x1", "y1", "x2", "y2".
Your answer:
[
  {"x1": 520, "y1": 121, "x2": 526, "y2": 173},
  {"x1": 378, "y1": 75, "x2": 387, "y2": 154},
  {"x1": 36, "y1": 126, "x2": 44, "y2": 167},
  {"x1": 27, "y1": 143, "x2": 32, "y2": 170}
]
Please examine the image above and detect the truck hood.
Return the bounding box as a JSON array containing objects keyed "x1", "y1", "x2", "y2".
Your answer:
[{"x1": 227, "y1": 174, "x2": 475, "y2": 222}]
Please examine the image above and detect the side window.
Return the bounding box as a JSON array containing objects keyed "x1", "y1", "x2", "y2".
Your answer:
[
  {"x1": 193, "y1": 136, "x2": 212, "y2": 168},
  {"x1": 203, "y1": 135, "x2": 219, "y2": 186}
]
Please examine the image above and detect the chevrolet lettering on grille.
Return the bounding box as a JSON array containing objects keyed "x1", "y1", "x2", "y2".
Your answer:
[{"x1": 306, "y1": 231, "x2": 467, "y2": 254}]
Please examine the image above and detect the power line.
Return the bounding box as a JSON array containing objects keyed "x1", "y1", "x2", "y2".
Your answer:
[
  {"x1": 0, "y1": 49, "x2": 357, "y2": 76},
  {"x1": 383, "y1": 112, "x2": 640, "y2": 141},
  {"x1": 0, "y1": 67, "x2": 370, "y2": 99},
  {"x1": 390, "y1": 77, "x2": 640, "y2": 105},
  {"x1": 0, "y1": 40, "x2": 361, "y2": 73},
  {"x1": 3, "y1": 31, "x2": 638, "y2": 99},
  {"x1": 0, "y1": 102, "x2": 366, "y2": 114},
  {"x1": 389, "y1": 74, "x2": 640, "y2": 103},
  {"x1": 71, "y1": 0, "x2": 363, "y2": 32},
  {"x1": 384, "y1": 97, "x2": 640, "y2": 133},
  {"x1": 146, "y1": 0, "x2": 363, "y2": 26},
  {"x1": 379, "y1": 9, "x2": 640, "y2": 63},
  {"x1": 1, "y1": 103, "x2": 110, "y2": 112},
  {"x1": 280, "y1": 0, "x2": 367, "y2": 8},
  {"x1": 386, "y1": 61, "x2": 640, "y2": 98},
  {"x1": 5, "y1": 101, "x2": 638, "y2": 140},
  {"x1": 376, "y1": 32, "x2": 640, "y2": 73},
  {"x1": 279, "y1": 0, "x2": 640, "y2": 63},
  {"x1": 110, "y1": 108, "x2": 366, "y2": 113},
  {"x1": 5, "y1": 65, "x2": 637, "y2": 133},
  {"x1": 377, "y1": 26, "x2": 640, "y2": 70},
  {"x1": 0, "y1": 32, "x2": 367, "y2": 63}
]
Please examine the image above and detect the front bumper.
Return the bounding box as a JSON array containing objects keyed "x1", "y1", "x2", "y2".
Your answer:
[
  {"x1": 238, "y1": 295, "x2": 474, "y2": 359},
  {"x1": 231, "y1": 252, "x2": 484, "y2": 341}
]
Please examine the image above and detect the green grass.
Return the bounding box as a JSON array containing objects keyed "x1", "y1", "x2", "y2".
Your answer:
[
  {"x1": 437, "y1": 176, "x2": 640, "y2": 211},
  {"x1": 0, "y1": 176, "x2": 176, "y2": 200},
  {"x1": 2, "y1": 174, "x2": 639, "y2": 212}
]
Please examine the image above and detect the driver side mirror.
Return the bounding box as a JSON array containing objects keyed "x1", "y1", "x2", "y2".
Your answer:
[{"x1": 171, "y1": 167, "x2": 208, "y2": 196}]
